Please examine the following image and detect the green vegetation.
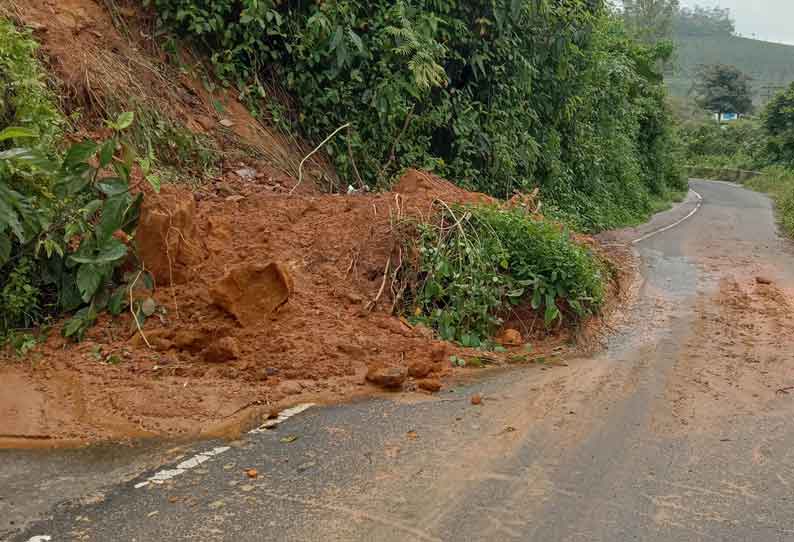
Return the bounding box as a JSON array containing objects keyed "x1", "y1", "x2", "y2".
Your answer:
[
  {"x1": 150, "y1": 0, "x2": 685, "y2": 231},
  {"x1": 682, "y1": 80, "x2": 794, "y2": 237},
  {"x1": 692, "y1": 64, "x2": 753, "y2": 117},
  {"x1": 0, "y1": 20, "x2": 157, "y2": 345},
  {"x1": 404, "y1": 204, "x2": 606, "y2": 347},
  {"x1": 745, "y1": 167, "x2": 794, "y2": 237}
]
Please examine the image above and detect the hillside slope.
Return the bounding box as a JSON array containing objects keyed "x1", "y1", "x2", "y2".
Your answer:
[{"x1": 668, "y1": 35, "x2": 794, "y2": 105}]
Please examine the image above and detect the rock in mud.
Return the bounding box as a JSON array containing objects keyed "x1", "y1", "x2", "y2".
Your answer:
[
  {"x1": 471, "y1": 393, "x2": 483, "y2": 405},
  {"x1": 408, "y1": 360, "x2": 432, "y2": 379},
  {"x1": 210, "y1": 262, "x2": 293, "y2": 327},
  {"x1": 366, "y1": 365, "x2": 408, "y2": 389},
  {"x1": 756, "y1": 276, "x2": 773, "y2": 285},
  {"x1": 496, "y1": 328, "x2": 523, "y2": 347},
  {"x1": 203, "y1": 336, "x2": 240, "y2": 363},
  {"x1": 136, "y1": 187, "x2": 205, "y2": 285},
  {"x1": 278, "y1": 380, "x2": 303, "y2": 396},
  {"x1": 417, "y1": 379, "x2": 442, "y2": 393}
]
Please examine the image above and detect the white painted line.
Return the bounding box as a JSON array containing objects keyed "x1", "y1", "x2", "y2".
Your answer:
[
  {"x1": 27, "y1": 536, "x2": 52, "y2": 542},
  {"x1": 134, "y1": 446, "x2": 231, "y2": 489},
  {"x1": 632, "y1": 190, "x2": 703, "y2": 245},
  {"x1": 133, "y1": 403, "x2": 315, "y2": 489},
  {"x1": 249, "y1": 403, "x2": 315, "y2": 434}
]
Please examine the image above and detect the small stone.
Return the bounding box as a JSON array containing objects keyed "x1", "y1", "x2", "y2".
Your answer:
[
  {"x1": 417, "y1": 379, "x2": 442, "y2": 393},
  {"x1": 278, "y1": 380, "x2": 303, "y2": 396},
  {"x1": 240, "y1": 484, "x2": 256, "y2": 492},
  {"x1": 208, "y1": 500, "x2": 225, "y2": 509},
  {"x1": 234, "y1": 168, "x2": 257, "y2": 180},
  {"x1": 226, "y1": 195, "x2": 245, "y2": 203},
  {"x1": 408, "y1": 360, "x2": 432, "y2": 379},
  {"x1": 756, "y1": 276, "x2": 773, "y2": 285},
  {"x1": 219, "y1": 118, "x2": 235, "y2": 127},
  {"x1": 203, "y1": 337, "x2": 240, "y2": 363},
  {"x1": 366, "y1": 365, "x2": 408, "y2": 389},
  {"x1": 244, "y1": 468, "x2": 258, "y2": 479},
  {"x1": 496, "y1": 328, "x2": 523, "y2": 347},
  {"x1": 471, "y1": 393, "x2": 483, "y2": 405}
]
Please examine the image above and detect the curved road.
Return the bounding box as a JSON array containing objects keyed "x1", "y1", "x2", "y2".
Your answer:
[{"x1": 7, "y1": 179, "x2": 794, "y2": 541}]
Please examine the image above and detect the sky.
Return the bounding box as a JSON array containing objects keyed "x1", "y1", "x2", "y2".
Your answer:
[{"x1": 680, "y1": 0, "x2": 794, "y2": 45}]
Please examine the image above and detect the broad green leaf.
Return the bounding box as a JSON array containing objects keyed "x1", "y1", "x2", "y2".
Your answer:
[
  {"x1": 145, "y1": 174, "x2": 162, "y2": 193},
  {"x1": 0, "y1": 127, "x2": 37, "y2": 142},
  {"x1": 95, "y1": 177, "x2": 129, "y2": 196},
  {"x1": 115, "y1": 111, "x2": 135, "y2": 130},
  {"x1": 99, "y1": 139, "x2": 116, "y2": 168},
  {"x1": 97, "y1": 194, "x2": 128, "y2": 242},
  {"x1": 76, "y1": 263, "x2": 104, "y2": 302},
  {"x1": 70, "y1": 239, "x2": 127, "y2": 265},
  {"x1": 64, "y1": 140, "x2": 98, "y2": 169}
]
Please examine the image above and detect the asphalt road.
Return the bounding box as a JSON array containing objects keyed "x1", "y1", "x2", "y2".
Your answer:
[{"x1": 6, "y1": 179, "x2": 794, "y2": 541}]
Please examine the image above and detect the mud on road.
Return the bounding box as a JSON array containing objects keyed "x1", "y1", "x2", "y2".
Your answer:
[{"x1": 9, "y1": 180, "x2": 794, "y2": 541}]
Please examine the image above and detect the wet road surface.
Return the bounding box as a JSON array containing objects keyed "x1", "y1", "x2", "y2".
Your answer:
[{"x1": 6, "y1": 180, "x2": 794, "y2": 541}]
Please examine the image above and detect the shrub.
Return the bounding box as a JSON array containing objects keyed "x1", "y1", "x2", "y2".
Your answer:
[
  {"x1": 148, "y1": 0, "x2": 684, "y2": 230},
  {"x1": 0, "y1": 113, "x2": 149, "y2": 341},
  {"x1": 404, "y1": 203, "x2": 606, "y2": 347}
]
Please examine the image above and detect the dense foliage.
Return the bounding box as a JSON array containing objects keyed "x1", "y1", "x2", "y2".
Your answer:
[
  {"x1": 762, "y1": 84, "x2": 794, "y2": 167},
  {"x1": 0, "y1": 21, "x2": 152, "y2": 343},
  {"x1": 622, "y1": 0, "x2": 678, "y2": 44},
  {"x1": 693, "y1": 64, "x2": 753, "y2": 117},
  {"x1": 405, "y1": 204, "x2": 606, "y2": 346},
  {"x1": 681, "y1": 81, "x2": 794, "y2": 237},
  {"x1": 149, "y1": 0, "x2": 685, "y2": 231}
]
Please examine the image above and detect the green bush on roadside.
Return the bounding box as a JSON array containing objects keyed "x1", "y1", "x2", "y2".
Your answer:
[{"x1": 404, "y1": 204, "x2": 606, "y2": 347}]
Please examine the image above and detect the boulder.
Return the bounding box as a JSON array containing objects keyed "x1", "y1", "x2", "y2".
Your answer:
[
  {"x1": 408, "y1": 360, "x2": 432, "y2": 379},
  {"x1": 366, "y1": 365, "x2": 408, "y2": 389},
  {"x1": 210, "y1": 262, "x2": 293, "y2": 327}
]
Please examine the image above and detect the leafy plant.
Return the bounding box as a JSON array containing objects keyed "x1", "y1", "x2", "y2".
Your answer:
[
  {"x1": 402, "y1": 203, "x2": 606, "y2": 347},
  {"x1": 1, "y1": 112, "x2": 150, "y2": 341},
  {"x1": 149, "y1": 0, "x2": 685, "y2": 230}
]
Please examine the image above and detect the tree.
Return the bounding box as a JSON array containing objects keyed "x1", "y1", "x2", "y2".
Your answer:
[
  {"x1": 763, "y1": 83, "x2": 794, "y2": 164},
  {"x1": 623, "y1": 0, "x2": 679, "y2": 44},
  {"x1": 692, "y1": 64, "x2": 753, "y2": 117}
]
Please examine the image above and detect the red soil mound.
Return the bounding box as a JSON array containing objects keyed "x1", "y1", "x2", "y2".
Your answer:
[{"x1": 1, "y1": 169, "x2": 539, "y2": 445}]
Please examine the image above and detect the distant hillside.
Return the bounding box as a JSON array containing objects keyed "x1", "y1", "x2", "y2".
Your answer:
[{"x1": 668, "y1": 35, "x2": 794, "y2": 107}]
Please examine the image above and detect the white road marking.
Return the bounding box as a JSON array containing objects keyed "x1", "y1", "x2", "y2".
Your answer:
[
  {"x1": 632, "y1": 190, "x2": 703, "y2": 245},
  {"x1": 133, "y1": 403, "x2": 315, "y2": 489},
  {"x1": 27, "y1": 536, "x2": 52, "y2": 542},
  {"x1": 249, "y1": 403, "x2": 315, "y2": 434},
  {"x1": 134, "y1": 446, "x2": 230, "y2": 489}
]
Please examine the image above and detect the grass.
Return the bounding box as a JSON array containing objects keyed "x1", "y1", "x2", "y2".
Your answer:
[
  {"x1": 649, "y1": 189, "x2": 688, "y2": 215},
  {"x1": 745, "y1": 166, "x2": 794, "y2": 236}
]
